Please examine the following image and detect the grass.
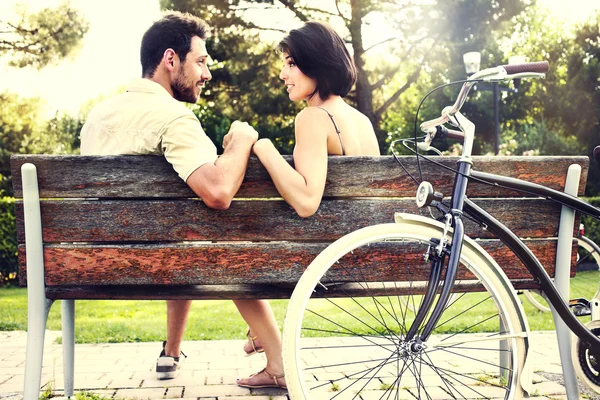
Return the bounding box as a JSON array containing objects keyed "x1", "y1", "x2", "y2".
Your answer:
[{"x1": 1, "y1": 270, "x2": 598, "y2": 344}]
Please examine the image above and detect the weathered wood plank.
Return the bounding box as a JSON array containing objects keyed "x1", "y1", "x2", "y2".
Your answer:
[
  {"x1": 10, "y1": 155, "x2": 589, "y2": 199},
  {"x1": 43, "y1": 280, "x2": 525, "y2": 300},
  {"x1": 14, "y1": 198, "x2": 568, "y2": 243},
  {"x1": 19, "y1": 239, "x2": 572, "y2": 287}
]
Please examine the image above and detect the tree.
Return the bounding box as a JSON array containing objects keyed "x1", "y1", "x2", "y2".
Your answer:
[
  {"x1": 161, "y1": 0, "x2": 532, "y2": 153},
  {"x1": 495, "y1": 7, "x2": 600, "y2": 194},
  {"x1": 0, "y1": 92, "x2": 44, "y2": 196},
  {"x1": 0, "y1": 1, "x2": 89, "y2": 69}
]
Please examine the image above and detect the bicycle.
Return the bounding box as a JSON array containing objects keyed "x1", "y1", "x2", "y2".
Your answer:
[{"x1": 281, "y1": 61, "x2": 600, "y2": 399}]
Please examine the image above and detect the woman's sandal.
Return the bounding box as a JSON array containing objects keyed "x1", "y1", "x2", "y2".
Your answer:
[
  {"x1": 237, "y1": 368, "x2": 287, "y2": 389},
  {"x1": 244, "y1": 329, "x2": 264, "y2": 356}
]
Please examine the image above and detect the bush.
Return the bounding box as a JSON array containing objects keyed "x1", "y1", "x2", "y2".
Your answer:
[{"x1": 0, "y1": 196, "x2": 17, "y2": 286}]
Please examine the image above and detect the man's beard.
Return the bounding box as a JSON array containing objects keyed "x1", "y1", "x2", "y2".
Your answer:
[{"x1": 171, "y1": 66, "x2": 200, "y2": 103}]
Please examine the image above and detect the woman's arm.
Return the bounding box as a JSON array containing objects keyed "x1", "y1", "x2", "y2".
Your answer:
[{"x1": 253, "y1": 108, "x2": 329, "y2": 218}]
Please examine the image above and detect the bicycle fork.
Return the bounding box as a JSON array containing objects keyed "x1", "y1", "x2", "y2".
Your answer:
[{"x1": 404, "y1": 160, "x2": 471, "y2": 348}]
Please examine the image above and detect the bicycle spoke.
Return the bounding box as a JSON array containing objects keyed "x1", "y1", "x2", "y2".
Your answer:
[{"x1": 287, "y1": 230, "x2": 525, "y2": 400}]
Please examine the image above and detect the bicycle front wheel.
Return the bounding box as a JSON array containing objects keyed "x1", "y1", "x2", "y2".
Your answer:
[{"x1": 283, "y1": 218, "x2": 530, "y2": 400}]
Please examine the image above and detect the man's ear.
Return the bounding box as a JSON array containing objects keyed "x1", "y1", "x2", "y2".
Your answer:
[{"x1": 163, "y1": 48, "x2": 178, "y2": 72}]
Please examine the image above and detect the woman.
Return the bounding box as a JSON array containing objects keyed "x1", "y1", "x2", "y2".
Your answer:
[{"x1": 234, "y1": 20, "x2": 380, "y2": 389}]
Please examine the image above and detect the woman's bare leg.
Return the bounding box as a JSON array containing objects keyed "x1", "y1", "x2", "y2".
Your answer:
[{"x1": 233, "y1": 299, "x2": 286, "y2": 387}]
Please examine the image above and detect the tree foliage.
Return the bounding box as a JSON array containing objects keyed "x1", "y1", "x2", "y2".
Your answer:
[
  {"x1": 0, "y1": 92, "x2": 43, "y2": 196},
  {"x1": 0, "y1": 1, "x2": 89, "y2": 69},
  {"x1": 161, "y1": 0, "x2": 533, "y2": 153},
  {"x1": 0, "y1": 92, "x2": 83, "y2": 197}
]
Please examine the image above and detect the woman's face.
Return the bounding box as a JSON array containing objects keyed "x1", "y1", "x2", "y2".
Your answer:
[{"x1": 279, "y1": 52, "x2": 317, "y2": 103}]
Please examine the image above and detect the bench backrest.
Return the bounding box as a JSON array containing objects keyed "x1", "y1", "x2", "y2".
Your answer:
[{"x1": 11, "y1": 155, "x2": 589, "y2": 299}]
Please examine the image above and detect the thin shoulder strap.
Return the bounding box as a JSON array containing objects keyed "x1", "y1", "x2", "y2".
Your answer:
[{"x1": 316, "y1": 106, "x2": 345, "y2": 155}]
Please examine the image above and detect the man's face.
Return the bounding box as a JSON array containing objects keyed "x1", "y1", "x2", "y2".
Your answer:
[{"x1": 171, "y1": 36, "x2": 212, "y2": 103}]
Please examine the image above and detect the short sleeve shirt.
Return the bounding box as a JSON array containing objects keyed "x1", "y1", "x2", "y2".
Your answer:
[{"x1": 80, "y1": 79, "x2": 218, "y2": 182}]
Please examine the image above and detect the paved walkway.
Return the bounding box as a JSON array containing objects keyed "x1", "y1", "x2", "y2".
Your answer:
[{"x1": 0, "y1": 330, "x2": 591, "y2": 399}]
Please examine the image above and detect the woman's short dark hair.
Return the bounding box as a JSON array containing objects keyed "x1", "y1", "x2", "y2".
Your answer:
[
  {"x1": 278, "y1": 21, "x2": 357, "y2": 100},
  {"x1": 141, "y1": 11, "x2": 209, "y2": 78}
]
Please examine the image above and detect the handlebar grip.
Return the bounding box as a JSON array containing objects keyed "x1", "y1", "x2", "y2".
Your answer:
[
  {"x1": 594, "y1": 146, "x2": 600, "y2": 163},
  {"x1": 446, "y1": 129, "x2": 465, "y2": 141},
  {"x1": 502, "y1": 61, "x2": 549, "y2": 74},
  {"x1": 434, "y1": 125, "x2": 465, "y2": 141}
]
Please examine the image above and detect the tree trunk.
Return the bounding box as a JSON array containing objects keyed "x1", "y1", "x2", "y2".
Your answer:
[{"x1": 349, "y1": 0, "x2": 386, "y2": 152}]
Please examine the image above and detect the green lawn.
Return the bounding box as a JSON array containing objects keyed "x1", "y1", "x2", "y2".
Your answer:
[{"x1": 1, "y1": 270, "x2": 598, "y2": 344}]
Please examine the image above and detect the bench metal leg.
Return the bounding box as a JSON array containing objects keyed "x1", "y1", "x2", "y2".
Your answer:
[
  {"x1": 21, "y1": 163, "x2": 51, "y2": 400},
  {"x1": 62, "y1": 299, "x2": 75, "y2": 397},
  {"x1": 551, "y1": 163, "x2": 580, "y2": 399},
  {"x1": 24, "y1": 297, "x2": 54, "y2": 400}
]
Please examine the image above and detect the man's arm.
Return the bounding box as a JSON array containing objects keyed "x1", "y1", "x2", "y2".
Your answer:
[{"x1": 186, "y1": 121, "x2": 258, "y2": 210}]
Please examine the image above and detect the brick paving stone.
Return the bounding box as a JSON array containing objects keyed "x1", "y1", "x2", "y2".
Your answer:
[
  {"x1": 0, "y1": 376, "x2": 24, "y2": 391},
  {"x1": 182, "y1": 384, "x2": 250, "y2": 397},
  {"x1": 536, "y1": 363, "x2": 565, "y2": 374},
  {"x1": 359, "y1": 389, "x2": 415, "y2": 400},
  {"x1": 532, "y1": 381, "x2": 568, "y2": 396},
  {"x1": 141, "y1": 375, "x2": 175, "y2": 388},
  {"x1": 0, "y1": 331, "x2": 576, "y2": 399},
  {"x1": 220, "y1": 373, "x2": 240, "y2": 385},
  {"x1": 219, "y1": 396, "x2": 277, "y2": 400},
  {"x1": 105, "y1": 373, "x2": 144, "y2": 389},
  {"x1": 0, "y1": 375, "x2": 13, "y2": 386},
  {"x1": 0, "y1": 378, "x2": 24, "y2": 393},
  {"x1": 115, "y1": 387, "x2": 167, "y2": 399},
  {"x1": 246, "y1": 387, "x2": 288, "y2": 397},
  {"x1": 205, "y1": 375, "x2": 223, "y2": 385},
  {"x1": 184, "y1": 362, "x2": 211, "y2": 371},
  {"x1": 165, "y1": 386, "x2": 184, "y2": 398},
  {"x1": 79, "y1": 389, "x2": 117, "y2": 397}
]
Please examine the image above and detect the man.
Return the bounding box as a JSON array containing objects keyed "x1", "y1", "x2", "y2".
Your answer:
[{"x1": 80, "y1": 11, "x2": 258, "y2": 380}]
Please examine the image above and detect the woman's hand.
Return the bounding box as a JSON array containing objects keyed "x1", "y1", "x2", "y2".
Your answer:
[{"x1": 252, "y1": 138, "x2": 272, "y2": 155}]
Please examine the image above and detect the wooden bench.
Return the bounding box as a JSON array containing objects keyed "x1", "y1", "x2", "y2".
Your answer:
[{"x1": 10, "y1": 154, "x2": 589, "y2": 398}]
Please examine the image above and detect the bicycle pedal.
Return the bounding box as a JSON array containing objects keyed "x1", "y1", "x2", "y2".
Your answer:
[
  {"x1": 569, "y1": 298, "x2": 590, "y2": 307},
  {"x1": 571, "y1": 305, "x2": 591, "y2": 317},
  {"x1": 569, "y1": 298, "x2": 592, "y2": 316}
]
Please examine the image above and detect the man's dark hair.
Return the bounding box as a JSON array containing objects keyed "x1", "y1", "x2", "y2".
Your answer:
[
  {"x1": 278, "y1": 21, "x2": 357, "y2": 100},
  {"x1": 141, "y1": 11, "x2": 209, "y2": 78}
]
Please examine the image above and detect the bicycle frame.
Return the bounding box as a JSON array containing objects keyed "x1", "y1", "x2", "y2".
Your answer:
[
  {"x1": 407, "y1": 160, "x2": 600, "y2": 349},
  {"x1": 465, "y1": 169, "x2": 600, "y2": 348}
]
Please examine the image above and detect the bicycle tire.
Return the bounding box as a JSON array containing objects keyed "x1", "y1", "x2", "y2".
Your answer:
[
  {"x1": 571, "y1": 319, "x2": 600, "y2": 395},
  {"x1": 283, "y1": 215, "x2": 531, "y2": 400},
  {"x1": 577, "y1": 235, "x2": 600, "y2": 272}
]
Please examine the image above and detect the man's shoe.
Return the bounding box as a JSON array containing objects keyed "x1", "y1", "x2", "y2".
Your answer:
[{"x1": 156, "y1": 341, "x2": 186, "y2": 380}]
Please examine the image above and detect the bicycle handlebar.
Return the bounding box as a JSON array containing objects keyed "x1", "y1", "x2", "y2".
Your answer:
[
  {"x1": 502, "y1": 61, "x2": 549, "y2": 75},
  {"x1": 420, "y1": 61, "x2": 549, "y2": 148}
]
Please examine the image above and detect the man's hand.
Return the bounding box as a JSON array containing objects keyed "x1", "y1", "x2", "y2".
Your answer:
[{"x1": 222, "y1": 120, "x2": 258, "y2": 150}]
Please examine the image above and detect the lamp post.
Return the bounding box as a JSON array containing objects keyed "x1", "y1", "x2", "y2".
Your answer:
[{"x1": 462, "y1": 52, "x2": 522, "y2": 155}]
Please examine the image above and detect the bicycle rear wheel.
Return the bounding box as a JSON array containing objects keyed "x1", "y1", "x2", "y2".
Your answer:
[
  {"x1": 522, "y1": 289, "x2": 551, "y2": 312},
  {"x1": 576, "y1": 235, "x2": 600, "y2": 272},
  {"x1": 572, "y1": 320, "x2": 600, "y2": 395},
  {"x1": 283, "y1": 219, "x2": 530, "y2": 400}
]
